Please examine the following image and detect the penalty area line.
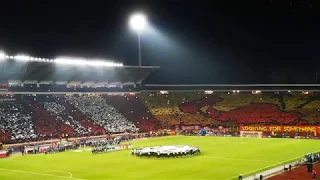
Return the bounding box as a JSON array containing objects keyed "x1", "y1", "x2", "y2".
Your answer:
[
  {"x1": 224, "y1": 155, "x2": 303, "y2": 180},
  {"x1": 44, "y1": 171, "x2": 73, "y2": 178},
  {"x1": 0, "y1": 168, "x2": 85, "y2": 180}
]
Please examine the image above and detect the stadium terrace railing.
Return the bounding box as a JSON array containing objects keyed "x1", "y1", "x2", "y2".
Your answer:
[
  {"x1": 242, "y1": 156, "x2": 306, "y2": 180},
  {"x1": 3, "y1": 133, "x2": 138, "y2": 149},
  {"x1": 0, "y1": 92, "x2": 141, "y2": 95},
  {"x1": 143, "y1": 84, "x2": 320, "y2": 91}
]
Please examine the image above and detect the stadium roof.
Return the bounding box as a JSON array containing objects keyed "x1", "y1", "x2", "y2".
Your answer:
[{"x1": 0, "y1": 61, "x2": 159, "y2": 85}]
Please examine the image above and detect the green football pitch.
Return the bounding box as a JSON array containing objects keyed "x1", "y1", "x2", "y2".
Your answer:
[{"x1": 0, "y1": 136, "x2": 319, "y2": 180}]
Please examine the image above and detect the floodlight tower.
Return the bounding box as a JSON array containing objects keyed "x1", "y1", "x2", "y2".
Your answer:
[{"x1": 129, "y1": 13, "x2": 147, "y2": 67}]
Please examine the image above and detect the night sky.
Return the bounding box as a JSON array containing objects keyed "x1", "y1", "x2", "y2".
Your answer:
[{"x1": 0, "y1": 0, "x2": 319, "y2": 84}]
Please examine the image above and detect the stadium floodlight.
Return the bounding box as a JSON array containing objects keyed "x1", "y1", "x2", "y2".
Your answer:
[
  {"x1": 0, "y1": 52, "x2": 6, "y2": 60},
  {"x1": 1, "y1": 53, "x2": 124, "y2": 66},
  {"x1": 14, "y1": 55, "x2": 30, "y2": 61},
  {"x1": 89, "y1": 60, "x2": 115, "y2": 67},
  {"x1": 129, "y1": 13, "x2": 147, "y2": 32},
  {"x1": 54, "y1": 57, "x2": 123, "y2": 67},
  {"x1": 129, "y1": 13, "x2": 147, "y2": 67},
  {"x1": 54, "y1": 58, "x2": 86, "y2": 65}
]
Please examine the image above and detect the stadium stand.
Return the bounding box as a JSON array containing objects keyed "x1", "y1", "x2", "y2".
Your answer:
[
  {"x1": 139, "y1": 92, "x2": 218, "y2": 127},
  {"x1": 0, "y1": 99, "x2": 36, "y2": 142},
  {"x1": 22, "y1": 95, "x2": 76, "y2": 140},
  {"x1": 57, "y1": 96, "x2": 106, "y2": 135},
  {"x1": 283, "y1": 94, "x2": 312, "y2": 110},
  {"x1": 103, "y1": 94, "x2": 160, "y2": 131},
  {"x1": 24, "y1": 95, "x2": 107, "y2": 137},
  {"x1": 41, "y1": 96, "x2": 103, "y2": 136},
  {"x1": 139, "y1": 92, "x2": 317, "y2": 126},
  {"x1": 0, "y1": 56, "x2": 161, "y2": 143},
  {"x1": 65, "y1": 95, "x2": 138, "y2": 133},
  {"x1": 217, "y1": 103, "x2": 301, "y2": 124},
  {"x1": 0, "y1": 91, "x2": 320, "y2": 143},
  {"x1": 213, "y1": 93, "x2": 280, "y2": 111},
  {"x1": 2, "y1": 57, "x2": 320, "y2": 144}
]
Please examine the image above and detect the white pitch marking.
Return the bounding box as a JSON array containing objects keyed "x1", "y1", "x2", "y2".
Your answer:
[
  {"x1": 224, "y1": 155, "x2": 303, "y2": 180},
  {"x1": 45, "y1": 171, "x2": 73, "y2": 178},
  {"x1": 0, "y1": 168, "x2": 85, "y2": 180}
]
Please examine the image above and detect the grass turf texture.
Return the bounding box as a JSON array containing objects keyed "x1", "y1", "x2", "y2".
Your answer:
[{"x1": 0, "y1": 136, "x2": 319, "y2": 180}]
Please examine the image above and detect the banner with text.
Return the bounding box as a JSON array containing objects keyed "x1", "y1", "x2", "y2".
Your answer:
[{"x1": 240, "y1": 126, "x2": 320, "y2": 135}]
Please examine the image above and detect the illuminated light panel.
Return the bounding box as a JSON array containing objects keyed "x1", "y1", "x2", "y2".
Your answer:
[
  {"x1": 1, "y1": 53, "x2": 123, "y2": 67},
  {"x1": 14, "y1": 55, "x2": 30, "y2": 61},
  {"x1": 54, "y1": 57, "x2": 123, "y2": 67},
  {"x1": 0, "y1": 52, "x2": 6, "y2": 60}
]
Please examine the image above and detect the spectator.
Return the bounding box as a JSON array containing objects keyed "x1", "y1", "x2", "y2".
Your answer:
[
  {"x1": 0, "y1": 100, "x2": 36, "y2": 141},
  {"x1": 312, "y1": 169, "x2": 316, "y2": 180},
  {"x1": 65, "y1": 95, "x2": 138, "y2": 133},
  {"x1": 44, "y1": 101, "x2": 89, "y2": 136}
]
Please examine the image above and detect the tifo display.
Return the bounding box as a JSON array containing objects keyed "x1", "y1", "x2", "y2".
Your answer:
[
  {"x1": 132, "y1": 145, "x2": 200, "y2": 157},
  {"x1": 3, "y1": 92, "x2": 320, "y2": 144}
]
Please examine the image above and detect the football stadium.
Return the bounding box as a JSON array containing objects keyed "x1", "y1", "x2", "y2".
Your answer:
[
  {"x1": 1, "y1": 1, "x2": 320, "y2": 180},
  {"x1": 1, "y1": 53, "x2": 320, "y2": 180}
]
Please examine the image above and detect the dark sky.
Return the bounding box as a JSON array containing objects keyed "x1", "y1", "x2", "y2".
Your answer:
[{"x1": 0, "y1": 0, "x2": 319, "y2": 84}]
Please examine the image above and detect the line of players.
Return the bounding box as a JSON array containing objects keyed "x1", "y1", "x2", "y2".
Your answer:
[{"x1": 92, "y1": 145, "x2": 116, "y2": 153}]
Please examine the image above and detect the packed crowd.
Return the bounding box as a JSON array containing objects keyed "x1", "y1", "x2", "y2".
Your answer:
[
  {"x1": 0, "y1": 95, "x2": 141, "y2": 143},
  {"x1": 104, "y1": 95, "x2": 161, "y2": 131},
  {"x1": 43, "y1": 101, "x2": 89, "y2": 136},
  {"x1": 139, "y1": 92, "x2": 215, "y2": 127},
  {"x1": 1, "y1": 92, "x2": 320, "y2": 144},
  {"x1": 139, "y1": 92, "x2": 320, "y2": 126},
  {"x1": 0, "y1": 100, "x2": 36, "y2": 141},
  {"x1": 65, "y1": 95, "x2": 138, "y2": 133}
]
